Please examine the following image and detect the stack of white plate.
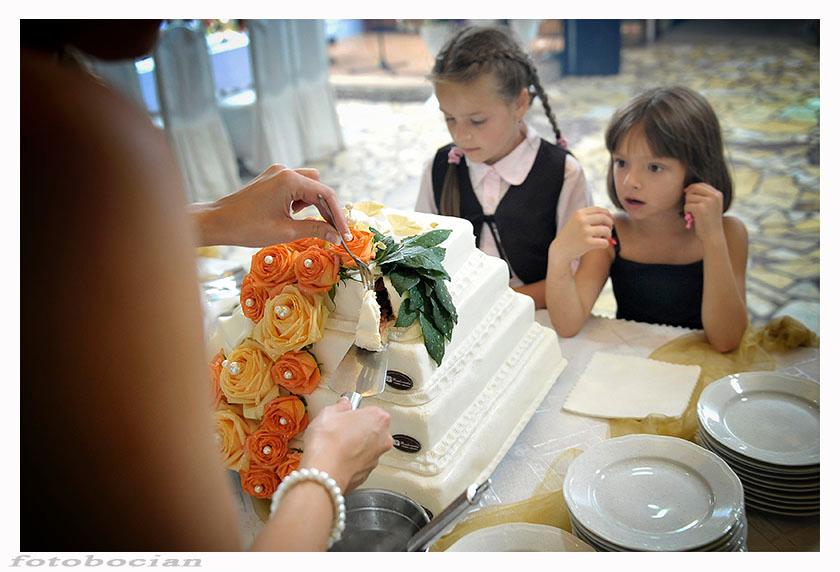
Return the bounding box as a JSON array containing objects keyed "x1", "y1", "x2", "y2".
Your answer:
[
  {"x1": 564, "y1": 435, "x2": 747, "y2": 551},
  {"x1": 696, "y1": 372, "x2": 820, "y2": 517}
]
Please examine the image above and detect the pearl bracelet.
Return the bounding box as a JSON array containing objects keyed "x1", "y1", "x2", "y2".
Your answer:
[{"x1": 269, "y1": 468, "x2": 346, "y2": 548}]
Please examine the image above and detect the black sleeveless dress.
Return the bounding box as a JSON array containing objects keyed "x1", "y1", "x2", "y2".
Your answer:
[{"x1": 609, "y1": 228, "x2": 704, "y2": 330}]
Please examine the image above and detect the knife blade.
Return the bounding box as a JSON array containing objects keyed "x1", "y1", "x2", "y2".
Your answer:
[{"x1": 327, "y1": 344, "x2": 389, "y2": 410}]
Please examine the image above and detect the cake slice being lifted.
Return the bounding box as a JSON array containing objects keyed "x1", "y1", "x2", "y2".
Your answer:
[{"x1": 354, "y1": 280, "x2": 396, "y2": 352}]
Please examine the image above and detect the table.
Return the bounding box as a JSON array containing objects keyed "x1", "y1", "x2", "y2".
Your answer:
[
  {"x1": 484, "y1": 312, "x2": 820, "y2": 551},
  {"x1": 227, "y1": 310, "x2": 819, "y2": 551}
]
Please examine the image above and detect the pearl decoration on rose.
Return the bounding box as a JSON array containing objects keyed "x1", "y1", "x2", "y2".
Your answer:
[
  {"x1": 264, "y1": 255, "x2": 274, "y2": 265},
  {"x1": 228, "y1": 361, "x2": 240, "y2": 375},
  {"x1": 222, "y1": 360, "x2": 228, "y2": 368},
  {"x1": 303, "y1": 258, "x2": 313, "y2": 268},
  {"x1": 255, "y1": 485, "x2": 264, "y2": 494},
  {"x1": 262, "y1": 445, "x2": 272, "y2": 455},
  {"x1": 245, "y1": 298, "x2": 254, "y2": 308},
  {"x1": 283, "y1": 370, "x2": 293, "y2": 380},
  {"x1": 279, "y1": 417, "x2": 288, "y2": 426},
  {"x1": 275, "y1": 305, "x2": 290, "y2": 319}
]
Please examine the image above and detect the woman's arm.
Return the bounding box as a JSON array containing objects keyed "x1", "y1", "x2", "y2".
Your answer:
[
  {"x1": 684, "y1": 184, "x2": 749, "y2": 352},
  {"x1": 252, "y1": 399, "x2": 392, "y2": 551},
  {"x1": 545, "y1": 208, "x2": 615, "y2": 337},
  {"x1": 190, "y1": 166, "x2": 352, "y2": 248}
]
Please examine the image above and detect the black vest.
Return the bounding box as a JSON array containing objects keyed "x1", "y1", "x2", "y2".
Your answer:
[{"x1": 432, "y1": 140, "x2": 567, "y2": 284}]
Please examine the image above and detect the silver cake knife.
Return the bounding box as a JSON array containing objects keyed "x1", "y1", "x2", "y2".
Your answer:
[{"x1": 327, "y1": 344, "x2": 390, "y2": 410}]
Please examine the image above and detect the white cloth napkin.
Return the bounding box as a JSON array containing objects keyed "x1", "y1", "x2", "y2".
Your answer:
[{"x1": 562, "y1": 352, "x2": 701, "y2": 419}]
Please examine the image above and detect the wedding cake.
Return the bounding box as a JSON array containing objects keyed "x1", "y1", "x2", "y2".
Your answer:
[{"x1": 207, "y1": 203, "x2": 567, "y2": 515}]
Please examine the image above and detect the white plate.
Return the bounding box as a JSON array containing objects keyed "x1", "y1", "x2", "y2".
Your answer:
[
  {"x1": 745, "y1": 495, "x2": 820, "y2": 517},
  {"x1": 446, "y1": 523, "x2": 595, "y2": 552},
  {"x1": 564, "y1": 435, "x2": 743, "y2": 551},
  {"x1": 698, "y1": 372, "x2": 819, "y2": 466},
  {"x1": 570, "y1": 513, "x2": 746, "y2": 552},
  {"x1": 696, "y1": 431, "x2": 820, "y2": 481},
  {"x1": 697, "y1": 427, "x2": 819, "y2": 475}
]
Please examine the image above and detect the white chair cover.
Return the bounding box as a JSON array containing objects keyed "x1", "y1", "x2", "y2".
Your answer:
[
  {"x1": 154, "y1": 23, "x2": 240, "y2": 203},
  {"x1": 289, "y1": 19, "x2": 344, "y2": 162},
  {"x1": 247, "y1": 19, "x2": 307, "y2": 170}
]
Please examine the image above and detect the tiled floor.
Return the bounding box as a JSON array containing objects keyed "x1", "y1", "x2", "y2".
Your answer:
[{"x1": 312, "y1": 21, "x2": 819, "y2": 334}]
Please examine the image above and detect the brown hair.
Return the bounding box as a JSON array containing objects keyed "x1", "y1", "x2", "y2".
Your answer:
[
  {"x1": 430, "y1": 26, "x2": 565, "y2": 217},
  {"x1": 605, "y1": 86, "x2": 734, "y2": 212}
]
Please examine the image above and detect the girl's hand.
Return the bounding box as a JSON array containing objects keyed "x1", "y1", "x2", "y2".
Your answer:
[
  {"x1": 299, "y1": 398, "x2": 393, "y2": 493},
  {"x1": 684, "y1": 183, "x2": 725, "y2": 244},
  {"x1": 550, "y1": 207, "x2": 614, "y2": 268}
]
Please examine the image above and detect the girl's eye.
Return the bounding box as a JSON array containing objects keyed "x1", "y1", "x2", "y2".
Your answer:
[
  {"x1": 614, "y1": 159, "x2": 626, "y2": 168},
  {"x1": 649, "y1": 164, "x2": 664, "y2": 173},
  {"x1": 470, "y1": 119, "x2": 486, "y2": 126},
  {"x1": 444, "y1": 117, "x2": 455, "y2": 124}
]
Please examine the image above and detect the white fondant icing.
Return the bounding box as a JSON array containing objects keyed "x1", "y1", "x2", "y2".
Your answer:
[{"x1": 361, "y1": 325, "x2": 567, "y2": 514}]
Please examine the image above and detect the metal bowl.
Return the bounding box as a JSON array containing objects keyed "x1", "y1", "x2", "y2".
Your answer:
[{"x1": 329, "y1": 489, "x2": 431, "y2": 552}]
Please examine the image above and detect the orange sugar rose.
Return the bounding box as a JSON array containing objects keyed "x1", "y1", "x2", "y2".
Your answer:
[
  {"x1": 250, "y1": 244, "x2": 297, "y2": 290},
  {"x1": 209, "y1": 349, "x2": 226, "y2": 409},
  {"x1": 293, "y1": 247, "x2": 340, "y2": 295},
  {"x1": 288, "y1": 237, "x2": 330, "y2": 252},
  {"x1": 276, "y1": 451, "x2": 302, "y2": 480},
  {"x1": 253, "y1": 284, "x2": 328, "y2": 360},
  {"x1": 219, "y1": 340, "x2": 275, "y2": 408},
  {"x1": 270, "y1": 350, "x2": 321, "y2": 395},
  {"x1": 262, "y1": 396, "x2": 309, "y2": 439},
  {"x1": 240, "y1": 274, "x2": 269, "y2": 322},
  {"x1": 240, "y1": 466, "x2": 280, "y2": 499},
  {"x1": 331, "y1": 228, "x2": 375, "y2": 268},
  {"x1": 245, "y1": 427, "x2": 289, "y2": 468}
]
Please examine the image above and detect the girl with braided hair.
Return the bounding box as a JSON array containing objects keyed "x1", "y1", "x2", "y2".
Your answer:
[{"x1": 415, "y1": 25, "x2": 592, "y2": 309}]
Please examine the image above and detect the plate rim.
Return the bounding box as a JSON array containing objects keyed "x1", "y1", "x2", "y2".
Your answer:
[{"x1": 697, "y1": 372, "x2": 819, "y2": 466}]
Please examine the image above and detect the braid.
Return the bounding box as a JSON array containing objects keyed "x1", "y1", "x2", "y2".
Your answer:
[
  {"x1": 439, "y1": 163, "x2": 460, "y2": 217},
  {"x1": 480, "y1": 44, "x2": 567, "y2": 149},
  {"x1": 528, "y1": 66, "x2": 564, "y2": 146}
]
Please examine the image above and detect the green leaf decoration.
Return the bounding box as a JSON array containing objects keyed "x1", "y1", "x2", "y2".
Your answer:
[
  {"x1": 419, "y1": 313, "x2": 445, "y2": 366},
  {"x1": 407, "y1": 285, "x2": 425, "y2": 312},
  {"x1": 395, "y1": 304, "x2": 419, "y2": 328},
  {"x1": 372, "y1": 226, "x2": 461, "y2": 364},
  {"x1": 433, "y1": 280, "x2": 457, "y2": 318},
  {"x1": 388, "y1": 269, "x2": 420, "y2": 295},
  {"x1": 429, "y1": 295, "x2": 453, "y2": 341},
  {"x1": 401, "y1": 228, "x2": 451, "y2": 248}
]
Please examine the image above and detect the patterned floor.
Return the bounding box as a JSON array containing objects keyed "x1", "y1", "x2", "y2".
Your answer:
[{"x1": 311, "y1": 22, "x2": 819, "y2": 333}]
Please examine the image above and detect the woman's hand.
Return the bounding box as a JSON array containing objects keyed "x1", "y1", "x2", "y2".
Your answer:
[
  {"x1": 549, "y1": 207, "x2": 614, "y2": 271},
  {"x1": 192, "y1": 164, "x2": 353, "y2": 247},
  {"x1": 684, "y1": 183, "x2": 725, "y2": 244},
  {"x1": 300, "y1": 398, "x2": 393, "y2": 493}
]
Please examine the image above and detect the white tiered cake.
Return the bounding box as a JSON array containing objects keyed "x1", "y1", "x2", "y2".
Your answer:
[{"x1": 209, "y1": 205, "x2": 567, "y2": 515}]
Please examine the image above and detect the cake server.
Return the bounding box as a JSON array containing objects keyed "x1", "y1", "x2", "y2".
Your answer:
[{"x1": 328, "y1": 344, "x2": 389, "y2": 410}]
